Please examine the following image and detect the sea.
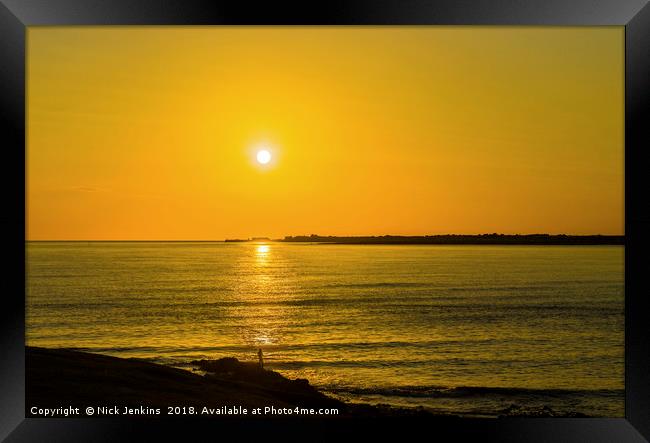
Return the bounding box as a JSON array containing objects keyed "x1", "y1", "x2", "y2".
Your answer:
[{"x1": 26, "y1": 241, "x2": 624, "y2": 417}]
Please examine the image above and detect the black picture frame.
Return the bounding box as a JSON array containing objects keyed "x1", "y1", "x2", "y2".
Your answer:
[{"x1": 1, "y1": 0, "x2": 648, "y2": 441}]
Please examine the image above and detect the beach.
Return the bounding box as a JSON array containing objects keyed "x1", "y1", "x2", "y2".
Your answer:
[{"x1": 26, "y1": 346, "x2": 437, "y2": 418}]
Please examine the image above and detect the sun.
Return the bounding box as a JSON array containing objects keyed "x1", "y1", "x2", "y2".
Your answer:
[{"x1": 256, "y1": 149, "x2": 272, "y2": 165}]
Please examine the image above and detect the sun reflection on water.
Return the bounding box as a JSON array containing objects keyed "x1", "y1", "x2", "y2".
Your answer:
[{"x1": 246, "y1": 243, "x2": 280, "y2": 348}]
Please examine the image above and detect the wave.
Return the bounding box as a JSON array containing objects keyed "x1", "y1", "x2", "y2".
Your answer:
[
  {"x1": 322, "y1": 385, "x2": 624, "y2": 400},
  {"x1": 317, "y1": 282, "x2": 432, "y2": 289},
  {"x1": 59, "y1": 336, "x2": 624, "y2": 358},
  {"x1": 59, "y1": 338, "x2": 510, "y2": 355}
]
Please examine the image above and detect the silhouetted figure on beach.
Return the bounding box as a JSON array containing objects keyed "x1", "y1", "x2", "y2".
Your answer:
[{"x1": 257, "y1": 348, "x2": 264, "y2": 370}]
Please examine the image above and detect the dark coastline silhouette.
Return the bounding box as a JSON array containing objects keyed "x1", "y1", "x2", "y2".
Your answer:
[{"x1": 26, "y1": 347, "x2": 434, "y2": 418}]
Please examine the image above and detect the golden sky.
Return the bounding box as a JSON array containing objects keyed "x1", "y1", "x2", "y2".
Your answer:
[{"x1": 27, "y1": 27, "x2": 624, "y2": 240}]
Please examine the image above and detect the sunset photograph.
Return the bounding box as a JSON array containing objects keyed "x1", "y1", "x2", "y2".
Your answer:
[{"x1": 25, "y1": 26, "x2": 624, "y2": 418}]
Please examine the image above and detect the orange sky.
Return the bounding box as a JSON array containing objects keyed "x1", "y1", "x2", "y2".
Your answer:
[{"x1": 27, "y1": 27, "x2": 624, "y2": 240}]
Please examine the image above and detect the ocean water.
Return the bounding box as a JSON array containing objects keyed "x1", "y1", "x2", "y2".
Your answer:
[{"x1": 26, "y1": 242, "x2": 624, "y2": 417}]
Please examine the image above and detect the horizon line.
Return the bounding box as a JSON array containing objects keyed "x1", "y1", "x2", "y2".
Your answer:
[{"x1": 25, "y1": 233, "x2": 626, "y2": 242}]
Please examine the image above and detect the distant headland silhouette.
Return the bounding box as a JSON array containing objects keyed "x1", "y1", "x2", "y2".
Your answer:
[{"x1": 277, "y1": 234, "x2": 624, "y2": 245}]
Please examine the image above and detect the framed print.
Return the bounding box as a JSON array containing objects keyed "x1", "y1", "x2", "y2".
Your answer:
[{"x1": 1, "y1": 0, "x2": 649, "y2": 441}]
